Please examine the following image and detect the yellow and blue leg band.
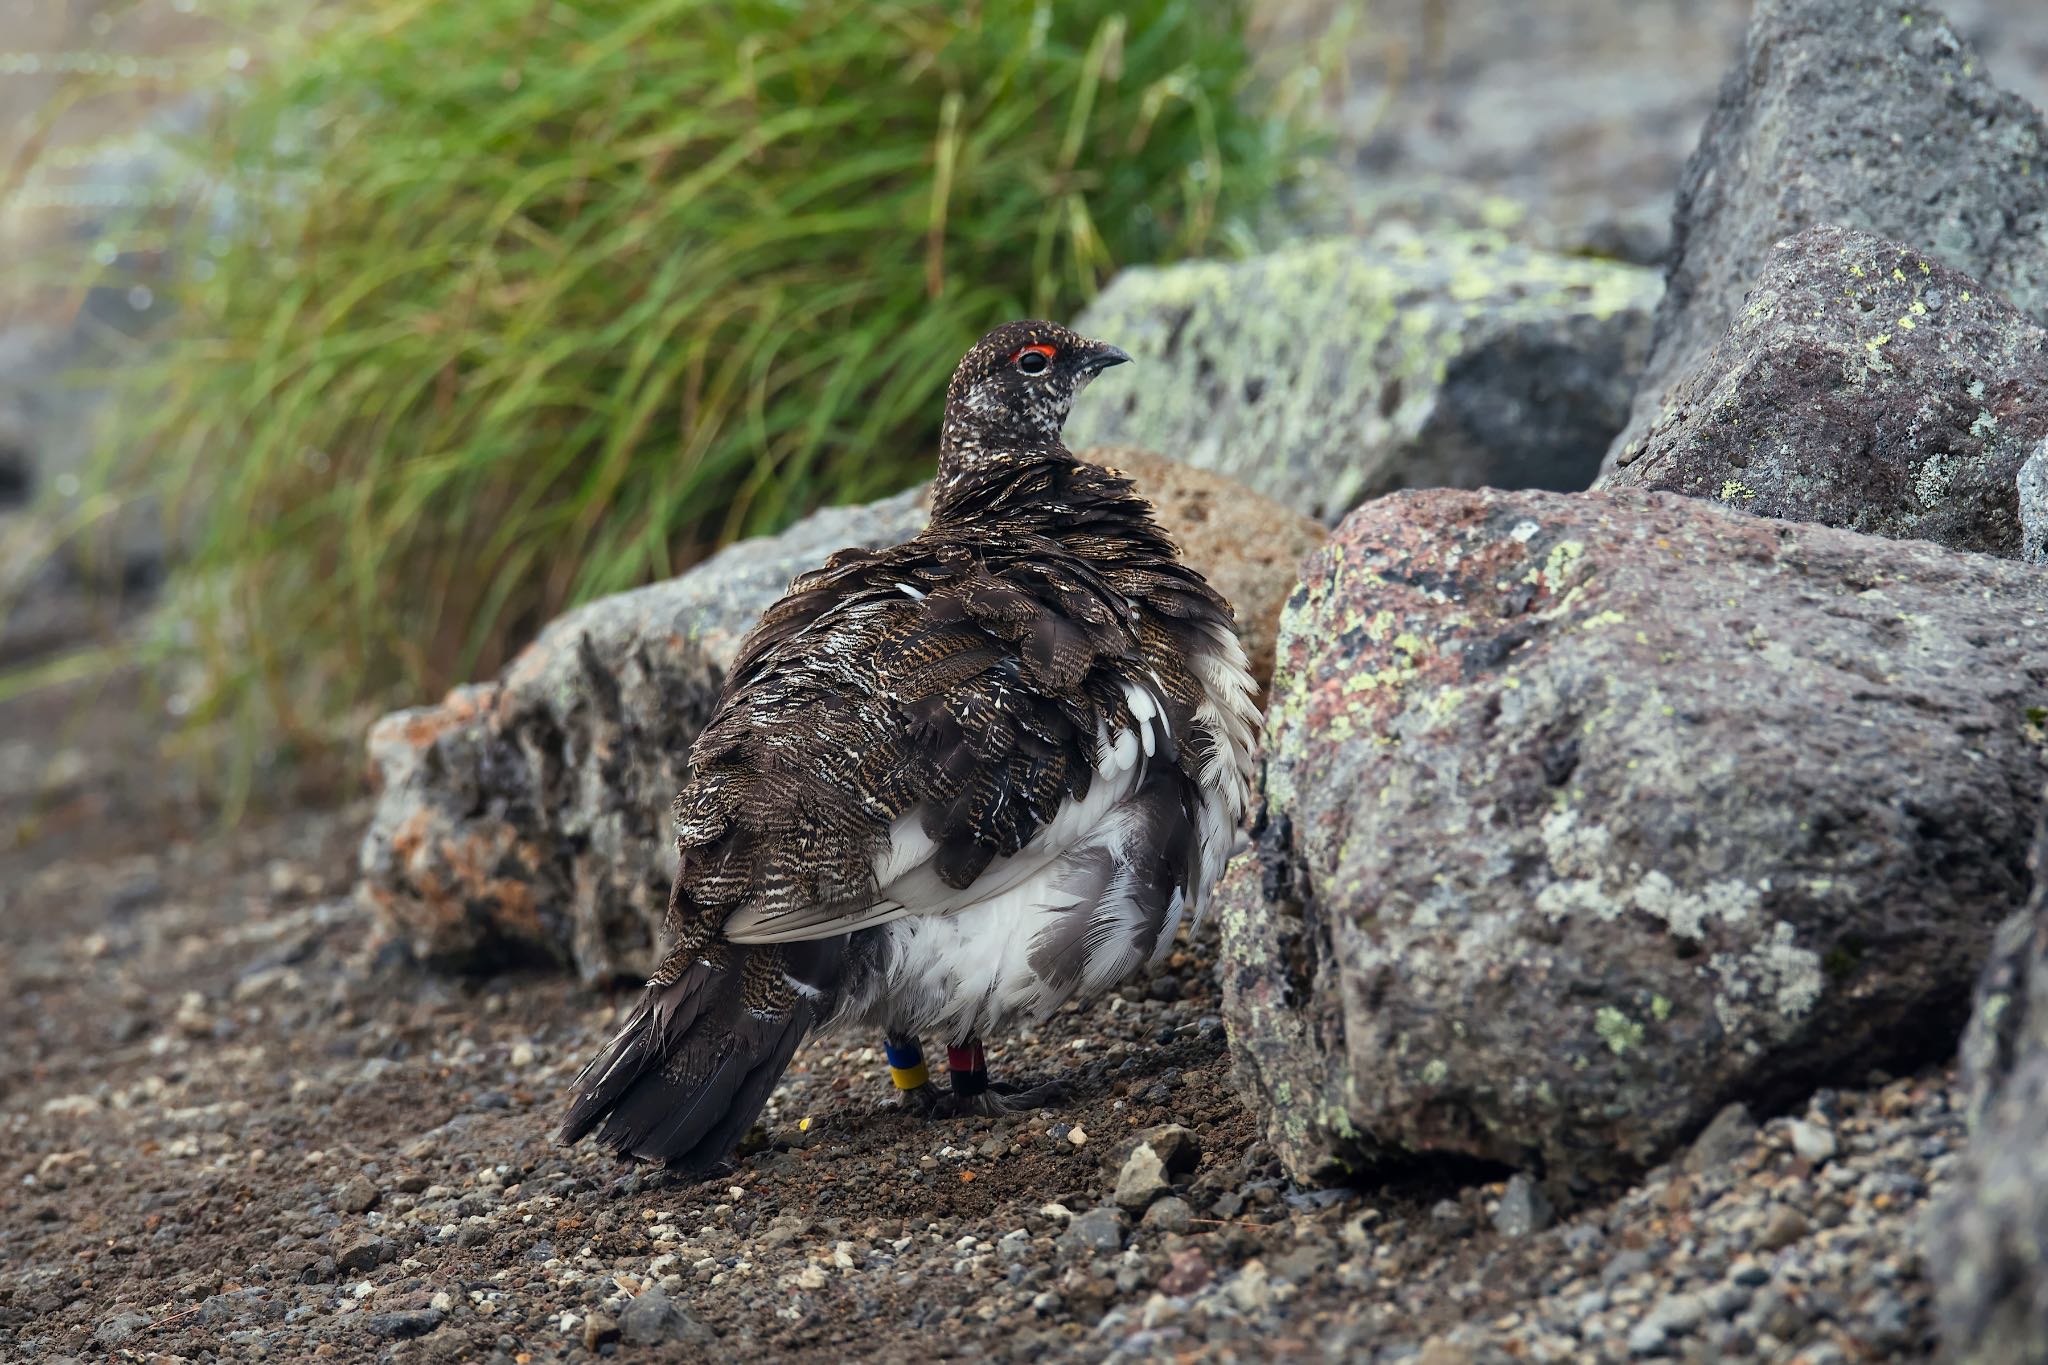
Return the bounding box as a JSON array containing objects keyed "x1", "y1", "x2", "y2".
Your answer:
[{"x1": 885, "y1": 1038, "x2": 929, "y2": 1091}]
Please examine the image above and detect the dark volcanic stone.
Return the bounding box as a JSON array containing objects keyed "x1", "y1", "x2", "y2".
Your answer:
[
  {"x1": 618, "y1": 1286, "x2": 715, "y2": 1346},
  {"x1": 1683, "y1": 1103, "x2": 1760, "y2": 1174},
  {"x1": 1061, "y1": 1207, "x2": 1128, "y2": 1255},
  {"x1": 335, "y1": 1236, "x2": 390, "y2": 1274},
  {"x1": 92, "y1": 1311, "x2": 150, "y2": 1346},
  {"x1": 365, "y1": 1307, "x2": 444, "y2": 1339},
  {"x1": 1222, "y1": 487, "x2": 2048, "y2": 1185},
  {"x1": 1606, "y1": 226, "x2": 2048, "y2": 559},
  {"x1": 1605, "y1": 0, "x2": 2048, "y2": 475}
]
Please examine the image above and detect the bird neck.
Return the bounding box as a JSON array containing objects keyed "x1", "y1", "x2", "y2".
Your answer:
[
  {"x1": 938, "y1": 407, "x2": 1063, "y2": 476},
  {"x1": 928, "y1": 443, "x2": 1175, "y2": 561}
]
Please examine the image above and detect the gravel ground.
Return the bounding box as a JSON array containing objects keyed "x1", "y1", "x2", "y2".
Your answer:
[{"x1": 0, "y1": 659, "x2": 1963, "y2": 1364}]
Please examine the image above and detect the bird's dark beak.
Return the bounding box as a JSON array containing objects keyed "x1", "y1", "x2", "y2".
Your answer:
[{"x1": 1080, "y1": 342, "x2": 1132, "y2": 375}]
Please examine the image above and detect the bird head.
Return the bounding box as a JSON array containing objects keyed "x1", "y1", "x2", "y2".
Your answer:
[{"x1": 937, "y1": 319, "x2": 1131, "y2": 469}]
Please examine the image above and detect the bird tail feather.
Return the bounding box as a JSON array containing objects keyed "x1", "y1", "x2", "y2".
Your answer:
[{"x1": 557, "y1": 947, "x2": 813, "y2": 1174}]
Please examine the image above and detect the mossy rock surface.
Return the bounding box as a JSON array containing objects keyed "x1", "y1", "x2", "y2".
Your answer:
[
  {"x1": 1067, "y1": 228, "x2": 1660, "y2": 524},
  {"x1": 1221, "y1": 486, "x2": 2048, "y2": 1188}
]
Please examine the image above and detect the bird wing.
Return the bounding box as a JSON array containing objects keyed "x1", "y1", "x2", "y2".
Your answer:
[{"x1": 671, "y1": 536, "x2": 1196, "y2": 948}]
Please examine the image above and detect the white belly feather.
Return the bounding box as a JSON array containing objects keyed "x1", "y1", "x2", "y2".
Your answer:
[{"x1": 834, "y1": 627, "x2": 1259, "y2": 1042}]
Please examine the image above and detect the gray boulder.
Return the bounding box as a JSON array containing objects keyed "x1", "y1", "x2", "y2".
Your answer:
[
  {"x1": 1221, "y1": 486, "x2": 2048, "y2": 1187},
  {"x1": 1604, "y1": 0, "x2": 2048, "y2": 476},
  {"x1": 1935, "y1": 802, "x2": 2048, "y2": 1365},
  {"x1": 2022, "y1": 438, "x2": 2048, "y2": 564},
  {"x1": 1067, "y1": 228, "x2": 1660, "y2": 522},
  {"x1": 1605, "y1": 225, "x2": 2048, "y2": 559}
]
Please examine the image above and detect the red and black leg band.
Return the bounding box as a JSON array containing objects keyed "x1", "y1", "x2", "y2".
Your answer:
[{"x1": 947, "y1": 1042, "x2": 989, "y2": 1098}]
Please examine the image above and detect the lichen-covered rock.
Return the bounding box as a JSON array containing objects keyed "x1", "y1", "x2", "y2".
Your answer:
[
  {"x1": 1067, "y1": 228, "x2": 1660, "y2": 522},
  {"x1": 1934, "y1": 799, "x2": 2048, "y2": 1364},
  {"x1": 1605, "y1": 226, "x2": 2048, "y2": 558},
  {"x1": 1604, "y1": 0, "x2": 2048, "y2": 476},
  {"x1": 2022, "y1": 437, "x2": 2048, "y2": 564},
  {"x1": 1221, "y1": 487, "x2": 2048, "y2": 1187},
  {"x1": 359, "y1": 455, "x2": 1319, "y2": 980}
]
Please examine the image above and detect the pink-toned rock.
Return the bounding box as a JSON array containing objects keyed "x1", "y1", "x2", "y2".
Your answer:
[{"x1": 1223, "y1": 486, "x2": 2048, "y2": 1186}]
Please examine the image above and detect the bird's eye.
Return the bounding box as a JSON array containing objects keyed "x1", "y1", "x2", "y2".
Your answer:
[{"x1": 1011, "y1": 344, "x2": 1056, "y2": 375}]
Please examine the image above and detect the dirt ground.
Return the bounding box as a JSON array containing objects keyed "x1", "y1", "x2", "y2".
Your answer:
[{"x1": 0, "y1": 634, "x2": 1966, "y2": 1365}]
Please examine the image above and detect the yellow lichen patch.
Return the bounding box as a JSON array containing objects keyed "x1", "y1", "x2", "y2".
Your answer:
[
  {"x1": 1526, "y1": 537, "x2": 1588, "y2": 591},
  {"x1": 1421, "y1": 685, "x2": 1466, "y2": 725},
  {"x1": 1594, "y1": 1007, "x2": 1644, "y2": 1055}
]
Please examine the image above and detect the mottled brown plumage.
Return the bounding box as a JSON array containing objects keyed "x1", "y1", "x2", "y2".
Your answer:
[{"x1": 560, "y1": 321, "x2": 1257, "y2": 1172}]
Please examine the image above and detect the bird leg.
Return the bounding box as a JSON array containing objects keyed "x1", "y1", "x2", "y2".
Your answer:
[
  {"x1": 885, "y1": 1036, "x2": 947, "y2": 1116},
  {"x1": 947, "y1": 1039, "x2": 1069, "y2": 1116}
]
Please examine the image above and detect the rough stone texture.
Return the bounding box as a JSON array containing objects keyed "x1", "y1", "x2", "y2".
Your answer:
[
  {"x1": 1934, "y1": 795, "x2": 2048, "y2": 1365},
  {"x1": 1067, "y1": 228, "x2": 1660, "y2": 522},
  {"x1": 358, "y1": 454, "x2": 1319, "y2": 981},
  {"x1": 1492, "y1": 1174, "x2": 1555, "y2": 1238},
  {"x1": 1683, "y1": 1102, "x2": 1760, "y2": 1174},
  {"x1": 1113, "y1": 1143, "x2": 1171, "y2": 1213},
  {"x1": 616, "y1": 1286, "x2": 714, "y2": 1347},
  {"x1": 1605, "y1": 226, "x2": 2048, "y2": 559},
  {"x1": 2022, "y1": 437, "x2": 2048, "y2": 564},
  {"x1": 1220, "y1": 487, "x2": 2048, "y2": 1187},
  {"x1": 1604, "y1": 0, "x2": 2048, "y2": 476}
]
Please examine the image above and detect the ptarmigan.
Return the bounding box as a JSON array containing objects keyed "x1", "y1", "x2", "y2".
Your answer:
[{"x1": 559, "y1": 320, "x2": 1258, "y2": 1172}]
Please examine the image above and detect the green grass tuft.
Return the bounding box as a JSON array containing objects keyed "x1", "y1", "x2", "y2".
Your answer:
[{"x1": 86, "y1": 0, "x2": 1305, "y2": 771}]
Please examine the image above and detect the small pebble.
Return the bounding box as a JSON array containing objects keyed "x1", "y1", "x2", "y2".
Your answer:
[
  {"x1": 1684, "y1": 1102, "x2": 1759, "y2": 1172},
  {"x1": 1790, "y1": 1118, "x2": 1838, "y2": 1165},
  {"x1": 334, "y1": 1175, "x2": 379, "y2": 1215},
  {"x1": 1492, "y1": 1173, "x2": 1554, "y2": 1238},
  {"x1": 1142, "y1": 1197, "x2": 1193, "y2": 1234},
  {"x1": 335, "y1": 1236, "x2": 389, "y2": 1274},
  {"x1": 1758, "y1": 1205, "x2": 1811, "y2": 1252},
  {"x1": 582, "y1": 1310, "x2": 620, "y2": 1350},
  {"x1": 1114, "y1": 1143, "x2": 1171, "y2": 1212},
  {"x1": 1061, "y1": 1207, "x2": 1127, "y2": 1254}
]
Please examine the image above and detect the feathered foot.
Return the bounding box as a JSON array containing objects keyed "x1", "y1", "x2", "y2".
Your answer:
[
  {"x1": 946, "y1": 1040, "x2": 1071, "y2": 1116},
  {"x1": 885, "y1": 1036, "x2": 950, "y2": 1116}
]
